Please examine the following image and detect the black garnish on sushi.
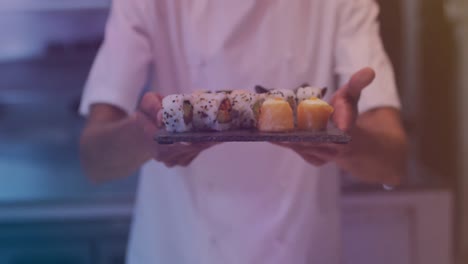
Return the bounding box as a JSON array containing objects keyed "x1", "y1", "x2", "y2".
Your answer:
[
  {"x1": 255, "y1": 85, "x2": 270, "y2": 94},
  {"x1": 321, "y1": 87, "x2": 328, "y2": 98}
]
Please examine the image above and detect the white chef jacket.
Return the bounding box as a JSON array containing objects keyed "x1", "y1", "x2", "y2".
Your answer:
[{"x1": 80, "y1": 0, "x2": 401, "y2": 263}]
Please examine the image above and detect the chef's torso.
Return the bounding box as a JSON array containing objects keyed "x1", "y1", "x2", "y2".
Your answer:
[{"x1": 127, "y1": 1, "x2": 342, "y2": 263}]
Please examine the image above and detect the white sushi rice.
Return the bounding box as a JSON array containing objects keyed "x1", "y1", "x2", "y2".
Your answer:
[
  {"x1": 296, "y1": 85, "x2": 326, "y2": 102},
  {"x1": 162, "y1": 94, "x2": 193, "y2": 132},
  {"x1": 266, "y1": 89, "x2": 296, "y2": 101}
]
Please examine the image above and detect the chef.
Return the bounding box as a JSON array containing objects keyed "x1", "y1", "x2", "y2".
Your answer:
[{"x1": 79, "y1": 0, "x2": 408, "y2": 263}]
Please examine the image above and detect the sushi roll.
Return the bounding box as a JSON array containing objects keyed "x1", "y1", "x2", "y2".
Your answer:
[
  {"x1": 162, "y1": 94, "x2": 193, "y2": 132},
  {"x1": 191, "y1": 92, "x2": 233, "y2": 131},
  {"x1": 296, "y1": 83, "x2": 327, "y2": 102},
  {"x1": 297, "y1": 97, "x2": 334, "y2": 131},
  {"x1": 257, "y1": 98, "x2": 294, "y2": 132},
  {"x1": 229, "y1": 91, "x2": 259, "y2": 129}
]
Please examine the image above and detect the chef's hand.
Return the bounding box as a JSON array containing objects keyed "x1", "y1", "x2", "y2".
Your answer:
[
  {"x1": 136, "y1": 92, "x2": 217, "y2": 168},
  {"x1": 274, "y1": 67, "x2": 376, "y2": 166}
]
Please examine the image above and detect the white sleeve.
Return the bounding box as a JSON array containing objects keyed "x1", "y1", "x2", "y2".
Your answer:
[
  {"x1": 335, "y1": 0, "x2": 401, "y2": 114},
  {"x1": 79, "y1": 0, "x2": 152, "y2": 116}
]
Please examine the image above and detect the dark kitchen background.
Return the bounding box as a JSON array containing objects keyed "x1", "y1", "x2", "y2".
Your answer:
[{"x1": 0, "y1": 0, "x2": 466, "y2": 264}]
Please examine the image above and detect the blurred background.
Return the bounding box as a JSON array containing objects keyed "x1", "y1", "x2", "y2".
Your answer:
[{"x1": 0, "y1": 0, "x2": 466, "y2": 263}]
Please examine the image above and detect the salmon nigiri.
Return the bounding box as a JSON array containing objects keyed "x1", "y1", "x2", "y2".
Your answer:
[
  {"x1": 257, "y1": 98, "x2": 294, "y2": 132},
  {"x1": 297, "y1": 97, "x2": 334, "y2": 131}
]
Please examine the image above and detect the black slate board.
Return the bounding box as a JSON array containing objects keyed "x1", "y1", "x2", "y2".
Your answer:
[{"x1": 155, "y1": 127, "x2": 351, "y2": 145}]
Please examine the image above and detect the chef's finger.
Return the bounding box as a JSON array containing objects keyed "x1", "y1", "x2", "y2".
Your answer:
[
  {"x1": 331, "y1": 68, "x2": 375, "y2": 132},
  {"x1": 301, "y1": 154, "x2": 328, "y2": 167},
  {"x1": 139, "y1": 92, "x2": 162, "y2": 123},
  {"x1": 306, "y1": 146, "x2": 339, "y2": 160},
  {"x1": 341, "y1": 67, "x2": 375, "y2": 102}
]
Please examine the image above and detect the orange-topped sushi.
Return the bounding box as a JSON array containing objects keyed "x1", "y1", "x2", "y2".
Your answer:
[
  {"x1": 257, "y1": 98, "x2": 294, "y2": 132},
  {"x1": 297, "y1": 97, "x2": 334, "y2": 131}
]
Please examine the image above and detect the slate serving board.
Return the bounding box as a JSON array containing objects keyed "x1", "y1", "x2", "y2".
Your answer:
[{"x1": 155, "y1": 126, "x2": 351, "y2": 145}]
